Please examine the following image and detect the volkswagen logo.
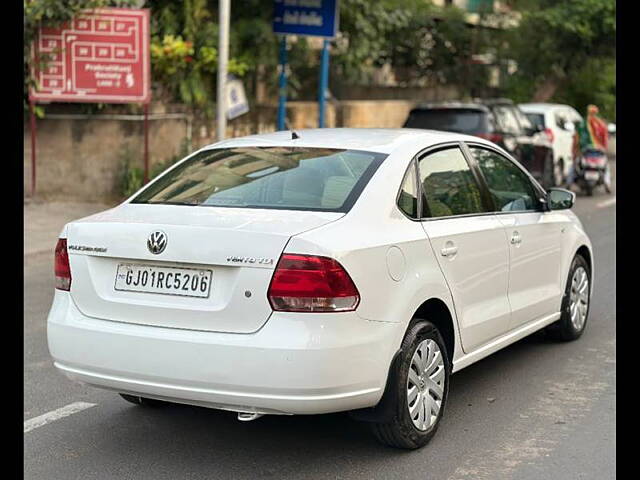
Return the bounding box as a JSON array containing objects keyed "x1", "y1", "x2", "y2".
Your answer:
[{"x1": 147, "y1": 231, "x2": 167, "y2": 255}]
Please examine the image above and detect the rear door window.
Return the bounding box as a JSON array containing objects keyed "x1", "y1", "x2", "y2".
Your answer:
[
  {"x1": 132, "y1": 147, "x2": 386, "y2": 212},
  {"x1": 417, "y1": 147, "x2": 485, "y2": 218}
]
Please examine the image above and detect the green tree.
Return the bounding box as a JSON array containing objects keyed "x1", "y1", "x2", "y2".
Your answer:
[{"x1": 505, "y1": 0, "x2": 615, "y2": 118}]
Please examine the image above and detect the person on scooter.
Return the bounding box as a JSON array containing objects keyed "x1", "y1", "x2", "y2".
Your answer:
[{"x1": 568, "y1": 104, "x2": 611, "y2": 192}]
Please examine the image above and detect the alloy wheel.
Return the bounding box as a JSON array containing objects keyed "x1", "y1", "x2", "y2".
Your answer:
[
  {"x1": 406, "y1": 339, "x2": 445, "y2": 431},
  {"x1": 569, "y1": 266, "x2": 589, "y2": 331}
]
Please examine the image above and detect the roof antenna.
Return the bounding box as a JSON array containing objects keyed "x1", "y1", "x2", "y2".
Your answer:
[{"x1": 291, "y1": 130, "x2": 300, "y2": 140}]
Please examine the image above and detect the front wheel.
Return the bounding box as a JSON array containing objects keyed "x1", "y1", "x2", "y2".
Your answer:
[
  {"x1": 370, "y1": 320, "x2": 450, "y2": 449},
  {"x1": 604, "y1": 166, "x2": 612, "y2": 193},
  {"x1": 585, "y1": 183, "x2": 594, "y2": 196},
  {"x1": 546, "y1": 254, "x2": 591, "y2": 341}
]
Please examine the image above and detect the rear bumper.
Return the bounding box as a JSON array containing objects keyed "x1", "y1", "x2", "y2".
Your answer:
[{"x1": 47, "y1": 291, "x2": 399, "y2": 415}]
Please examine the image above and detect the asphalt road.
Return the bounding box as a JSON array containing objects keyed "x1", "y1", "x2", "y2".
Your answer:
[{"x1": 24, "y1": 175, "x2": 616, "y2": 479}]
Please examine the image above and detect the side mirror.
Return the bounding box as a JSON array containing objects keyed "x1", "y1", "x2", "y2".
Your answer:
[
  {"x1": 608, "y1": 123, "x2": 616, "y2": 134},
  {"x1": 547, "y1": 188, "x2": 575, "y2": 210}
]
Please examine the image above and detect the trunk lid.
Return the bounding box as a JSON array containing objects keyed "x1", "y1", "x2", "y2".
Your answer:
[{"x1": 66, "y1": 203, "x2": 342, "y2": 333}]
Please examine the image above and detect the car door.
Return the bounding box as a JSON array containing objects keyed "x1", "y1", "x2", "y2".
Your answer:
[
  {"x1": 417, "y1": 144, "x2": 511, "y2": 353},
  {"x1": 465, "y1": 144, "x2": 565, "y2": 330}
]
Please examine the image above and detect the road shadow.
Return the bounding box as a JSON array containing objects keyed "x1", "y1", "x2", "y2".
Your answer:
[{"x1": 64, "y1": 329, "x2": 579, "y2": 479}]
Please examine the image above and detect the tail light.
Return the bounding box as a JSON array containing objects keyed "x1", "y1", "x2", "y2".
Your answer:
[
  {"x1": 544, "y1": 128, "x2": 555, "y2": 143},
  {"x1": 267, "y1": 254, "x2": 360, "y2": 312},
  {"x1": 54, "y1": 238, "x2": 72, "y2": 291},
  {"x1": 477, "y1": 133, "x2": 503, "y2": 144}
]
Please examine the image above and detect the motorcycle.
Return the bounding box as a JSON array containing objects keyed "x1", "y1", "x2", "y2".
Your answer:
[{"x1": 575, "y1": 148, "x2": 612, "y2": 196}]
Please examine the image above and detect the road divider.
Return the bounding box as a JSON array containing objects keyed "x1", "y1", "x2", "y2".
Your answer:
[{"x1": 24, "y1": 402, "x2": 97, "y2": 433}]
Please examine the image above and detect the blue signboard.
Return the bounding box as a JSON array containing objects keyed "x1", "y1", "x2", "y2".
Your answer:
[{"x1": 273, "y1": 0, "x2": 339, "y2": 38}]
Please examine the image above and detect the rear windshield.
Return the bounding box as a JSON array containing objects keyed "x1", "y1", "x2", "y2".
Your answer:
[
  {"x1": 131, "y1": 147, "x2": 386, "y2": 212},
  {"x1": 404, "y1": 109, "x2": 488, "y2": 134},
  {"x1": 524, "y1": 113, "x2": 545, "y2": 130}
]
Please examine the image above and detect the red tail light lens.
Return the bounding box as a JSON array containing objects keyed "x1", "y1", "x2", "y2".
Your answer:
[
  {"x1": 268, "y1": 254, "x2": 360, "y2": 312},
  {"x1": 54, "y1": 238, "x2": 72, "y2": 291},
  {"x1": 544, "y1": 128, "x2": 555, "y2": 143}
]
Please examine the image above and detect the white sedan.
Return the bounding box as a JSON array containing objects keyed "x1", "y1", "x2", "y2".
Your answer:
[{"x1": 48, "y1": 128, "x2": 593, "y2": 449}]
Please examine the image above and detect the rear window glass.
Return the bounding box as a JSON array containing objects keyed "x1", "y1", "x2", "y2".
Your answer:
[
  {"x1": 525, "y1": 113, "x2": 545, "y2": 130},
  {"x1": 131, "y1": 147, "x2": 386, "y2": 212},
  {"x1": 403, "y1": 109, "x2": 487, "y2": 134}
]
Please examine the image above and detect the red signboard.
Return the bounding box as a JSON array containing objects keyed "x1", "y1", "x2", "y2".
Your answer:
[{"x1": 30, "y1": 8, "x2": 150, "y2": 104}]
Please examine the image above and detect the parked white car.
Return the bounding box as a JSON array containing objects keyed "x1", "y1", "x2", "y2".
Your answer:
[
  {"x1": 48, "y1": 128, "x2": 593, "y2": 449},
  {"x1": 519, "y1": 103, "x2": 583, "y2": 185}
]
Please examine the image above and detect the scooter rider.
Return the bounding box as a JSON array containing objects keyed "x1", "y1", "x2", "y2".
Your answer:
[{"x1": 568, "y1": 104, "x2": 609, "y2": 187}]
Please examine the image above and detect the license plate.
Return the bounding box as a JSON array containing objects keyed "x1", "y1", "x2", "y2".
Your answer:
[
  {"x1": 114, "y1": 263, "x2": 212, "y2": 298},
  {"x1": 585, "y1": 171, "x2": 600, "y2": 181}
]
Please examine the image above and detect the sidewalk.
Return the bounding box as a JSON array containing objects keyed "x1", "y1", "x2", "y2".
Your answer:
[{"x1": 24, "y1": 202, "x2": 113, "y2": 257}]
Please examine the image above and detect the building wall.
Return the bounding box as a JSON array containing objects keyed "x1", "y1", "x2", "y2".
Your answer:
[{"x1": 25, "y1": 100, "x2": 423, "y2": 203}]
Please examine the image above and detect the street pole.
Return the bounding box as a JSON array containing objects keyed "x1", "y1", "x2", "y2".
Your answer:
[
  {"x1": 318, "y1": 39, "x2": 330, "y2": 128},
  {"x1": 277, "y1": 36, "x2": 288, "y2": 131},
  {"x1": 217, "y1": 0, "x2": 230, "y2": 141},
  {"x1": 143, "y1": 103, "x2": 149, "y2": 184}
]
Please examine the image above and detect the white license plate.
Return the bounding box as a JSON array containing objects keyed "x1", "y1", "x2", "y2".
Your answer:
[
  {"x1": 114, "y1": 263, "x2": 212, "y2": 298},
  {"x1": 585, "y1": 171, "x2": 600, "y2": 181}
]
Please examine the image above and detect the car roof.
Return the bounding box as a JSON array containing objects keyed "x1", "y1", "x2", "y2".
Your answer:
[
  {"x1": 412, "y1": 102, "x2": 489, "y2": 112},
  {"x1": 202, "y1": 128, "x2": 491, "y2": 155},
  {"x1": 519, "y1": 103, "x2": 571, "y2": 112},
  {"x1": 474, "y1": 97, "x2": 514, "y2": 106}
]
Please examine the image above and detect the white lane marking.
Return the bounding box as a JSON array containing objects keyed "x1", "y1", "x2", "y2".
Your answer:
[
  {"x1": 596, "y1": 197, "x2": 616, "y2": 208},
  {"x1": 24, "y1": 402, "x2": 96, "y2": 433}
]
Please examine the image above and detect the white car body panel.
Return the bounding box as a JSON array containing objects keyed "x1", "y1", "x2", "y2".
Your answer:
[
  {"x1": 48, "y1": 128, "x2": 593, "y2": 415},
  {"x1": 421, "y1": 215, "x2": 511, "y2": 353}
]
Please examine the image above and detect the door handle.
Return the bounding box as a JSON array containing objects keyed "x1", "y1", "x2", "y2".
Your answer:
[
  {"x1": 441, "y1": 244, "x2": 458, "y2": 257},
  {"x1": 510, "y1": 231, "x2": 522, "y2": 245}
]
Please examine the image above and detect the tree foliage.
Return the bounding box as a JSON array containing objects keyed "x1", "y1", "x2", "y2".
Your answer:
[
  {"x1": 505, "y1": 0, "x2": 616, "y2": 119},
  {"x1": 334, "y1": 0, "x2": 494, "y2": 93}
]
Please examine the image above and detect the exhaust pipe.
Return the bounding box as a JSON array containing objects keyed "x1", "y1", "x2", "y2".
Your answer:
[{"x1": 237, "y1": 412, "x2": 264, "y2": 422}]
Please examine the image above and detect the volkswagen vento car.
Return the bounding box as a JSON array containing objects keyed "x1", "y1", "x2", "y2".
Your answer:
[{"x1": 48, "y1": 128, "x2": 593, "y2": 449}]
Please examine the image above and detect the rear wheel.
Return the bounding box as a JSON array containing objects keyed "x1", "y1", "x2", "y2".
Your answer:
[
  {"x1": 119, "y1": 393, "x2": 168, "y2": 407},
  {"x1": 542, "y1": 151, "x2": 555, "y2": 189},
  {"x1": 546, "y1": 254, "x2": 590, "y2": 341},
  {"x1": 554, "y1": 158, "x2": 565, "y2": 187},
  {"x1": 370, "y1": 319, "x2": 450, "y2": 449}
]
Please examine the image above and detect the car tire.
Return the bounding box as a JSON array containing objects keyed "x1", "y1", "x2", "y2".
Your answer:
[
  {"x1": 554, "y1": 158, "x2": 565, "y2": 187},
  {"x1": 370, "y1": 319, "x2": 450, "y2": 449},
  {"x1": 119, "y1": 393, "x2": 168, "y2": 407},
  {"x1": 546, "y1": 254, "x2": 591, "y2": 341},
  {"x1": 542, "y1": 152, "x2": 555, "y2": 189}
]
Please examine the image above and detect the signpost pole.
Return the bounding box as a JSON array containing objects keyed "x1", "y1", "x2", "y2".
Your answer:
[
  {"x1": 318, "y1": 39, "x2": 330, "y2": 128},
  {"x1": 277, "y1": 36, "x2": 288, "y2": 131},
  {"x1": 217, "y1": 0, "x2": 230, "y2": 140},
  {"x1": 29, "y1": 99, "x2": 37, "y2": 196},
  {"x1": 143, "y1": 103, "x2": 149, "y2": 184}
]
